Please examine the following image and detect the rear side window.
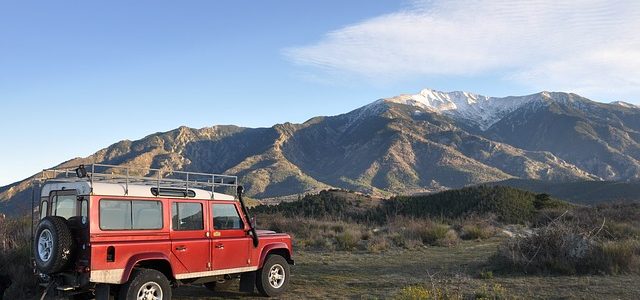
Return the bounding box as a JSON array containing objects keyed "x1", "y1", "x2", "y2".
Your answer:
[
  {"x1": 99, "y1": 200, "x2": 163, "y2": 230},
  {"x1": 213, "y1": 204, "x2": 243, "y2": 230},
  {"x1": 172, "y1": 202, "x2": 204, "y2": 231}
]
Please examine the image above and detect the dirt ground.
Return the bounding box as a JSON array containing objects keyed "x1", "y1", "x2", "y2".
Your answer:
[{"x1": 173, "y1": 239, "x2": 640, "y2": 299}]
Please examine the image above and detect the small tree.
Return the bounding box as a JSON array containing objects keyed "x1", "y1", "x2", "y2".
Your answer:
[{"x1": 534, "y1": 193, "x2": 552, "y2": 210}]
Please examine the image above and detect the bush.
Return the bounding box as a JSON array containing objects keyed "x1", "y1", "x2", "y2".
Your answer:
[
  {"x1": 395, "y1": 285, "x2": 462, "y2": 300},
  {"x1": 420, "y1": 224, "x2": 450, "y2": 245},
  {"x1": 401, "y1": 220, "x2": 455, "y2": 246},
  {"x1": 335, "y1": 229, "x2": 360, "y2": 250},
  {"x1": 367, "y1": 236, "x2": 390, "y2": 253},
  {"x1": 474, "y1": 283, "x2": 507, "y2": 300},
  {"x1": 0, "y1": 216, "x2": 37, "y2": 299},
  {"x1": 589, "y1": 240, "x2": 640, "y2": 274},
  {"x1": 384, "y1": 185, "x2": 563, "y2": 224},
  {"x1": 478, "y1": 270, "x2": 493, "y2": 279},
  {"x1": 492, "y1": 217, "x2": 640, "y2": 275},
  {"x1": 605, "y1": 222, "x2": 640, "y2": 240},
  {"x1": 461, "y1": 224, "x2": 495, "y2": 240},
  {"x1": 493, "y1": 222, "x2": 587, "y2": 274}
]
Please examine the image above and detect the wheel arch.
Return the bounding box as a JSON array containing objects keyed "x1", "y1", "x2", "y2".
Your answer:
[
  {"x1": 258, "y1": 243, "x2": 294, "y2": 268},
  {"x1": 121, "y1": 253, "x2": 174, "y2": 283}
]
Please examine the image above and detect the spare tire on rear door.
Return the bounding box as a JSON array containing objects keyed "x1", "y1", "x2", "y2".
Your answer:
[{"x1": 34, "y1": 216, "x2": 76, "y2": 274}]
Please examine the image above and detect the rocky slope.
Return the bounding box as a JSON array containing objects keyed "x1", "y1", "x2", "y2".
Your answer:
[{"x1": 1, "y1": 89, "x2": 638, "y2": 215}]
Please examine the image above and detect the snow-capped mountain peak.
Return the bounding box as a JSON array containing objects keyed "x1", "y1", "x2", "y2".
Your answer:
[
  {"x1": 382, "y1": 88, "x2": 538, "y2": 130},
  {"x1": 610, "y1": 101, "x2": 639, "y2": 109}
]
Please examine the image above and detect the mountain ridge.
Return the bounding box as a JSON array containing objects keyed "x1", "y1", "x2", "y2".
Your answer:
[{"x1": 2, "y1": 89, "x2": 639, "y2": 215}]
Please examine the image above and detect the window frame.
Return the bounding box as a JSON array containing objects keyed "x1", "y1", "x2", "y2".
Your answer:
[{"x1": 98, "y1": 198, "x2": 164, "y2": 231}]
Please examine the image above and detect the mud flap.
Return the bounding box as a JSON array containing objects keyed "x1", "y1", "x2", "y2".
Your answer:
[
  {"x1": 239, "y1": 271, "x2": 256, "y2": 293},
  {"x1": 95, "y1": 284, "x2": 110, "y2": 300}
]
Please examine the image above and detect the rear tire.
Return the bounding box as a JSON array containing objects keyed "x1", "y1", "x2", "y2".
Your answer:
[
  {"x1": 34, "y1": 216, "x2": 75, "y2": 274},
  {"x1": 256, "y1": 255, "x2": 289, "y2": 297},
  {"x1": 119, "y1": 269, "x2": 171, "y2": 300}
]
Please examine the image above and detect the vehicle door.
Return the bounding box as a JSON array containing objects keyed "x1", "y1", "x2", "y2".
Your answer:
[
  {"x1": 210, "y1": 203, "x2": 251, "y2": 270},
  {"x1": 170, "y1": 201, "x2": 211, "y2": 273}
]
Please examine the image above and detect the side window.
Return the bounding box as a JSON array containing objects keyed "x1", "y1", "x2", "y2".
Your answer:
[
  {"x1": 53, "y1": 195, "x2": 76, "y2": 219},
  {"x1": 100, "y1": 200, "x2": 132, "y2": 230},
  {"x1": 213, "y1": 204, "x2": 243, "y2": 230},
  {"x1": 99, "y1": 200, "x2": 163, "y2": 230},
  {"x1": 172, "y1": 202, "x2": 204, "y2": 231},
  {"x1": 132, "y1": 201, "x2": 163, "y2": 230},
  {"x1": 40, "y1": 200, "x2": 48, "y2": 219}
]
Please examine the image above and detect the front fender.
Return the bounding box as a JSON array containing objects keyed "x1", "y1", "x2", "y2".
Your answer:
[{"x1": 258, "y1": 242, "x2": 292, "y2": 268}]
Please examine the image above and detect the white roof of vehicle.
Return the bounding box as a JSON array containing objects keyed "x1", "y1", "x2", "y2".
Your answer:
[{"x1": 41, "y1": 181, "x2": 236, "y2": 201}]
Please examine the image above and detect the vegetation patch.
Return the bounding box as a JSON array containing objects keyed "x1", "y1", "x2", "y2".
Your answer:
[
  {"x1": 395, "y1": 285, "x2": 463, "y2": 300},
  {"x1": 384, "y1": 185, "x2": 567, "y2": 224},
  {"x1": 0, "y1": 215, "x2": 36, "y2": 299},
  {"x1": 492, "y1": 204, "x2": 640, "y2": 275}
]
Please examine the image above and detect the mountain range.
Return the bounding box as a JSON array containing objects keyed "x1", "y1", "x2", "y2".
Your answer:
[{"x1": 2, "y1": 88, "x2": 640, "y2": 215}]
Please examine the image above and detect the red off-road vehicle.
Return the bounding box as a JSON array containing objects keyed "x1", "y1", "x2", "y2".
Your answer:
[{"x1": 33, "y1": 164, "x2": 293, "y2": 299}]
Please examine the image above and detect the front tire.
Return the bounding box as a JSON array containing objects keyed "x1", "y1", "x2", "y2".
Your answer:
[
  {"x1": 256, "y1": 255, "x2": 290, "y2": 297},
  {"x1": 119, "y1": 269, "x2": 171, "y2": 300}
]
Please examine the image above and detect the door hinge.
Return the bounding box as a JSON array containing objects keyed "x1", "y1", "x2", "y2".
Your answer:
[{"x1": 207, "y1": 262, "x2": 211, "y2": 269}]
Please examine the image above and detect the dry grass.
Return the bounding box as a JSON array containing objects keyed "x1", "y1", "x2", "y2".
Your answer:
[
  {"x1": 0, "y1": 216, "x2": 37, "y2": 299},
  {"x1": 460, "y1": 223, "x2": 496, "y2": 241},
  {"x1": 257, "y1": 214, "x2": 477, "y2": 252},
  {"x1": 395, "y1": 285, "x2": 463, "y2": 300},
  {"x1": 493, "y1": 207, "x2": 640, "y2": 275},
  {"x1": 173, "y1": 239, "x2": 640, "y2": 299}
]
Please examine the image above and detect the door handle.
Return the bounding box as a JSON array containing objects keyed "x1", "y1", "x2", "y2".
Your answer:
[
  {"x1": 175, "y1": 246, "x2": 187, "y2": 251},
  {"x1": 215, "y1": 243, "x2": 224, "y2": 249}
]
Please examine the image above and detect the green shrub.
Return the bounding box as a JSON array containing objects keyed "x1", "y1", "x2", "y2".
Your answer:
[
  {"x1": 335, "y1": 229, "x2": 360, "y2": 251},
  {"x1": 478, "y1": 270, "x2": 494, "y2": 279},
  {"x1": 474, "y1": 284, "x2": 507, "y2": 300},
  {"x1": 385, "y1": 185, "x2": 554, "y2": 224},
  {"x1": 419, "y1": 224, "x2": 450, "y2": 245},
  {"x1": 461, "y1": 224, "x2": 495, "y2": 240},
  {"x1": 367, "y1": 236, "x2": 390, "y2": 253},
  {"x1": 395, "y1": 285, "x2": 462, "y2": 300},
  {"x1": 389, "y1": 233, "x2": 408, "y2": 248}
]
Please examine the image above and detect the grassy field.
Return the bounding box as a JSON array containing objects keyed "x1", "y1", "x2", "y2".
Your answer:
[
  {"x1": 3, "y1": 188, "x2": 638, "y2": 299},
  {"x1": 173, "y1": 238, "x2": 640, "y2": 299}
]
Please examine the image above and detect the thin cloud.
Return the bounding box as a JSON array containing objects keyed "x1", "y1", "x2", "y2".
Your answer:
[{"x1": 284, "y1": 0, "x2": 640, "y2": 100}]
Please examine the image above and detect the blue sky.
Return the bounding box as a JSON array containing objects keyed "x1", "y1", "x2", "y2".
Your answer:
[{"x1": 2, "y1": 0, "x2": 639, "y2": 186}]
